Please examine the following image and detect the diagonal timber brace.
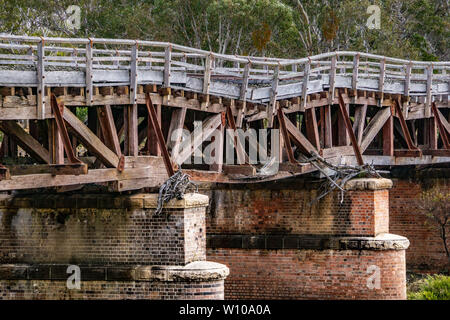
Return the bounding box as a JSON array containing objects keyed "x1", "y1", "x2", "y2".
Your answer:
[
  {"x1": 431, "y1": 102, "x2": 450, "y2": 149},
  {"x1": 145, "y1": 93, "x2": 175, "y2": 177},
  {"x1": 50, "y1": 94, "x2": 82, "y2": 164},
  {"x1": 338, "y1": 91, "x2": 364, "y2": 165}
]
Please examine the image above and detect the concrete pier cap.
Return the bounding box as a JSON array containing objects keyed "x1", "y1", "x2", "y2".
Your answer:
[{"x1": 344, "y1": 178, "x2": 393, "y2": 191}]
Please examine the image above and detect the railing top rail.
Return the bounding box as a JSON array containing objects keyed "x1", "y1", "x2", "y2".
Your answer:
[{"x1": 1, "y1": 34, "x2": 449, "y2": 68}]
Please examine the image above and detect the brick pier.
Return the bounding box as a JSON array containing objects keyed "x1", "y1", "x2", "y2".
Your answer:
[
  {"x1": 206, "y1": 178, "x2": 410, "y2": 299},
  {"x1": 0, "y1": 193, "x2": 228, "y2": 300}
]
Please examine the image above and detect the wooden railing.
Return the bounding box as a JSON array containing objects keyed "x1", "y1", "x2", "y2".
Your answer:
[{"x1": 0, "y1": 34, "x2": 449, "y2": 120}]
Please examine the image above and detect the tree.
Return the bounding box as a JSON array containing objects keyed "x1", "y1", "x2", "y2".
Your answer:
[{"x1": 419, "y1": 186, "x2": 450, "y2": 263}]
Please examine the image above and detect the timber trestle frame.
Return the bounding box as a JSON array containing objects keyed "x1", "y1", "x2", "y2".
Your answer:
[{"x1": 0, "y1": 34, "x2": 449, "y2": 192}]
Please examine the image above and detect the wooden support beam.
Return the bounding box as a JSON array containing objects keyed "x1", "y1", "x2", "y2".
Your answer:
[
  {"x1": 382, "y1": 114, "x2": 394, "y2": 156},
  {"x1": 394, "y1": 149, "x2": 422, "y2": 157},
  {"x1": 145, "y1": 93, "x2": 175, "y2": 177},
  {"x1": 338, "y1": 92, "x2": 364, "y2": 165},
  {"x1": 0, "y1": 164, "x2": 11, "y2": 180},
  {"x1": 361, "y1": 107, "x2": 391, "y2": 153},
  {"x1": 50, "y1": 95, "x2": 81, "y2": 164},
  {"x1": 8, "y1": 163, "x2": 87, "y2": 176},
  {"x1": 147, "y1": 104, "x2": 162, "y2": 156},
  {"x1": 353, "y1": 104, "x2": 368, "y2": 145},
  {"x1": 0, "y1": 166, "x2": 157, "y2": 192},
  {"x1": 62, "y1": 107, "x2": 119, "y2": 168},
  {"x1": 0, "y1": 120, "x2": 50, "y2": 164},
  {"x1": 431, "y1": 102, "x2": 450, "y2": 149},
  {"x1": 305, "y1": 108, "x2": 321, "y2": 152},
  {"x1": 337, "y1": 101, "x2": 350, "y2": 146},
  {"x1": 126, "y1": 104, "x2": 138, "y2": 156},
  {"x1": 97, "y1": 105, "x2": 121, "y2": 156},
  {"x1": 433, "y1": 106, "x2": 450, "y2": 138},
  {"x1": 48, "y1": 119, "x2": 64, "y2": 164},
  {"x1": 277, "y1": 106, "x2": 296, "y2": 164},
  {"x1": 210, "y1": 119, "x2": 224, "y2": 173},
  {"x1": 320, "y1": 146, "x2": 354, "y2": 159},
  {"x1": 422, "y1": 149, "x2": 450, "y2": 157},
  {"x1": 223, "y1": 164, "x2": 255, "y2": 176},
  {"x1": 167, "y1": 107, "x2": 187, "y2": 157},
  {"x1": 394, "y1": 98, "x2": 420, "y2": 152},
  {"x1": 323, "y1": 105, "x2": 332, "y2": 148},
  {"x1": 425, "y1": 117, "x2": 437, "y2": 150},
  {"x1": 226, "y1": 104, "x2": 247, "y2": 165}
]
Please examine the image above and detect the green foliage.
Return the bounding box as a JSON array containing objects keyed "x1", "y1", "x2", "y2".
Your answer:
[
  {"x1": 0, "y1": 0, "x2": 448, "y2": 60},
  {"x1": 76, "y1": 107, "x2": 88, "y2": 124},
  {"x1": 408, "y1": 275, "x2": 450, "y2": 300}
]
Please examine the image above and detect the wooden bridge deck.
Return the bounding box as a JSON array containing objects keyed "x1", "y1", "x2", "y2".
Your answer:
[{"x1": 0, "y1": 35, "x2": 449, "y2": 192}]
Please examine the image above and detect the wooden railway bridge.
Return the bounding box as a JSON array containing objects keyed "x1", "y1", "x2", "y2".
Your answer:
[{"x1": 0, "y1": 35, "x2": 449, "y2": 192}]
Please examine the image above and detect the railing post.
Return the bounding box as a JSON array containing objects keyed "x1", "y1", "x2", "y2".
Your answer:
[
  {"x1": 267, "y1": 64, "x2": 280, "y2": 128},
  {"x1": 404, "y1": 62, "x2": 411, "y2": 97},
  {"x1": 164, "y1": 45, "x2": 172, "y2": 88},
  {"x1": 352, "y1": 53, "x2": 360, "y2": 92},
  {"x1": 85, "y1": 39, "x2": 93, "y2": 106},
  {"x1": 301, "y1": 58, "x2": 311, "y2": 110},
  {"x1": 378, "y1": 58, "x2": 386, "y2": 106},
  {"x1": 130, "y1": 42, "x2": 138, "y2": 105},
  {"x1": 203, "y1": 53, "x2": 213, "y2": 95},
  {"x1": 37, "y1": 39, "x2": 45, "y2": 120},
  {"x1": 425, "y1": 63, "x2": 433, "y2": 118},
  {"x1": 236, "y1": 61, "x2": 251, "y2": 128},
  {"x1": 328, "y1": 55, "x2": 337, "y2": 105}
]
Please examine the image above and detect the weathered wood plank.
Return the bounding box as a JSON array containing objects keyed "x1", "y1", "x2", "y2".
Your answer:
[
  {"x1": 8, "y1": 163, "x2": 87, "y2": 176},
  {"x1": 0, "y1": 166, "x2": 155, "y2": 191}
]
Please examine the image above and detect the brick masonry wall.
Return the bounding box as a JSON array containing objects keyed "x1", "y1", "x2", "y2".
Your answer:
[
  {"x1": 0, "y1": 207, "x2": 204, "y2": 266},
  {"x1": 0, "y1": 194, "x2": 206, "y2": 266},
  {"x1": 389, "y1": 171, "x2": 450, "y2": 273},
  {"x1": 0, "y1": 279, "x2": 224, "y2": 300},
  {"x1": 205, "y1": 182, "x2": 388, "y2": 237},
  {"x1": 207, "y1": 248, "x2": 406, "y2": 300}
]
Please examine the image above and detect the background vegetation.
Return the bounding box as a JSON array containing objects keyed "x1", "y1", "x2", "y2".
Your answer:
[
  {"x1": 0, "y1": 0, "x2": 448, "y2": 61},
  {"x1": 408, "y1": 274, "x2": 450, "y2": 300}
]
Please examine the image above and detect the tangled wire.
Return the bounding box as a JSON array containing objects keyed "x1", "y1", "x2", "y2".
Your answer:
[
  {"x1": 155, "y1": 170, "x2": 198, "y2": 215},
  {"x1": 300, "y1": 152, "x2": 383, "y2": 205}
]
